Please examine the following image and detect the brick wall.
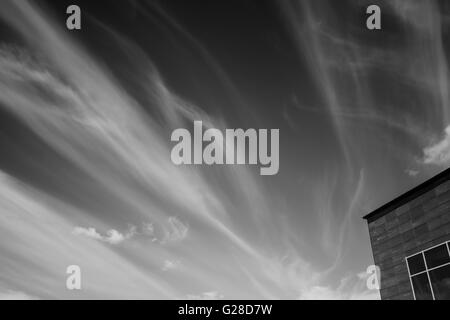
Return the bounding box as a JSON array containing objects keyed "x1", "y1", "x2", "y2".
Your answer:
[{"x1": 368, "y1": 179, "x2": 450, "y2": 300}]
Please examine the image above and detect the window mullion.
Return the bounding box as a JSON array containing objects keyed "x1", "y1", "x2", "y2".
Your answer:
[{"x1": 422, "y1": 252, "x2": 436, "y2": 300}]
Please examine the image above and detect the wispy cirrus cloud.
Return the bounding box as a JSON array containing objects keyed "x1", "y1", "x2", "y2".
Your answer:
[
  {"x1": 0, "y1": 290, "x2": 37, "y2": 300},
  {"x1": 423, "y1": 125, "x2": 450, "y2": 167},
  {"x1": 0, "y1": 172, "x2": 175, "y2": 299},
  {"x1": 187, "y1": 291, "x2": 225, "y2": 300},
  {"x1": 162, "y1": 260, "x2": 181, "y2": 272},
  {"x1": 72, "y1": 226, "x2": 136, "y2": 245},
  {"x1": 405, "y1": 169, "x2": 420, "y2": 177},
  {"x1": 162, "y1": 217, "x2": 188, "y2": 243},
  {"x1": 0, "y1": 0, "x2": 290, "y2": 299}
]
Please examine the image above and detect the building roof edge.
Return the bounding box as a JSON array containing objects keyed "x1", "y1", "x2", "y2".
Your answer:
[{"x1": 363, "y1": 168, "x2": 450, "y2": 223}]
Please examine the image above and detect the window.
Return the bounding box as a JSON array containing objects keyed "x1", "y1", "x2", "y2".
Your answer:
[
  {"x1": 429, "y1": 265, "x2": 450, "y2": 300},
  {"x1": 411, "y1": 273, "x2": 433, "y2": 299},
  {"x1": 406, "y1": 241, "x2": 450, "y2": 300},
  {"x1": 407, "y1": 253, "x2": 426, "y2": 275},
  {"x1": 424, "y1": 244, "x2": 450, "y2": 269}
]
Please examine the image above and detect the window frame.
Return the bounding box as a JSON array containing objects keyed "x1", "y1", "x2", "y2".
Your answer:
[{"x1": 405, "y1": 241, "x2": 450, "y2": 300}]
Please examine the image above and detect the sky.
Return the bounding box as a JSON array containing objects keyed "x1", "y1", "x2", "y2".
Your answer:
[{"x1": 0, "y1": 0, "x2": 450, "y2": 299}]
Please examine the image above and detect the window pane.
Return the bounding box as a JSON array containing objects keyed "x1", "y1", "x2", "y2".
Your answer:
[
  {"x1": 424, "y1": 244, "x2": 450, "y2": 269},
  {"x1": 429, "y1": 265, "x2": 450, "y2": 300},
  {"x1": 411, "y1": 273, "x2": 433, "y2": 300},
  {"x1": 407, "y1": 253, "x2": 426, "y2": 275}
]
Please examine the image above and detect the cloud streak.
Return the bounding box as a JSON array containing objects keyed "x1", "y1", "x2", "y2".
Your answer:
[
  {"x1": 73, "y1": 226, "x2": 136, "y2": 245},
  {"x1": 423, "y1": 125, "x2": 450, "y2": 166}
]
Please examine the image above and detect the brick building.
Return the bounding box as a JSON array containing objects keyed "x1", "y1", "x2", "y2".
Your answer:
[{"x1": 364, "y1": 168, "x2": 450, "y2": 300}]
